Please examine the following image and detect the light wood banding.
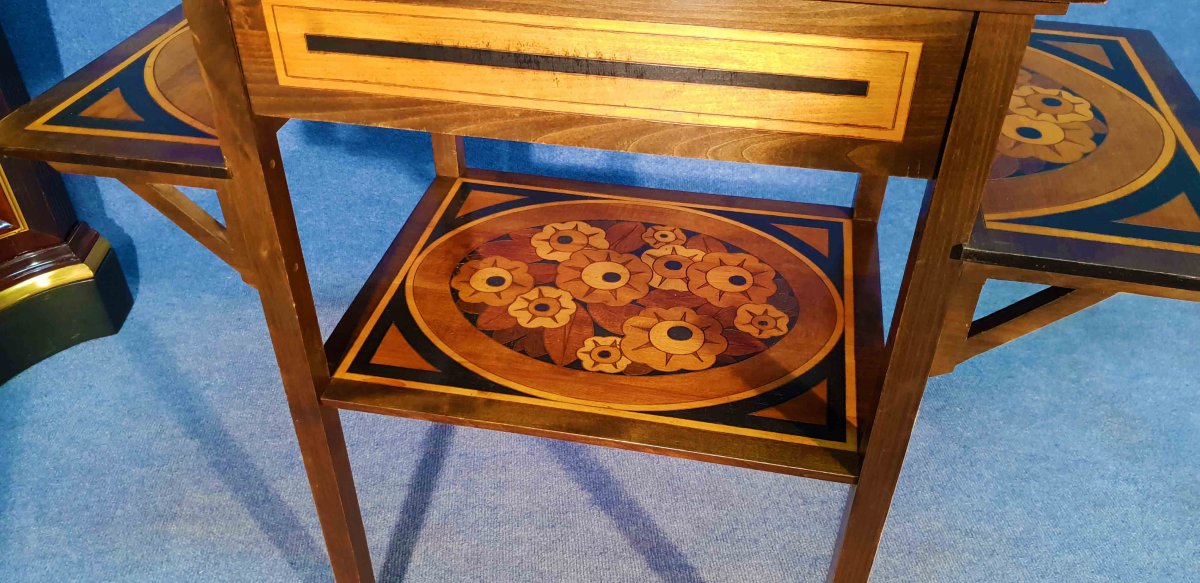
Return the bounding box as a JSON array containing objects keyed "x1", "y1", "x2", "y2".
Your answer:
[{"x1": 262, "y1": 0, "x2": 922, "y2": 141}]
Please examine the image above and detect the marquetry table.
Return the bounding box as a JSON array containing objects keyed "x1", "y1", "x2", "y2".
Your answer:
[{"x1": 0, "y1": 1, "x2": 1103, "y2": 581}]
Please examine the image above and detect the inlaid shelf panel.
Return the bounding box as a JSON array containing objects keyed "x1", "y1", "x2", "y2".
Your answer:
[
  {"x1": 0, "y1": 7, "x2": 225, "y2": 179},
  {"x1": 966, "y1": 22, "x2": 1200, "y2": 291},
  {"x1": 323, "y1": 171, "x2": 885, "y2": 482}
]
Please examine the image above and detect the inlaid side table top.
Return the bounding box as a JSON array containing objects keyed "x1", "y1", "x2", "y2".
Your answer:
[{"x1": 0, "y1": 1, "x2": 1103, "y2": 582}]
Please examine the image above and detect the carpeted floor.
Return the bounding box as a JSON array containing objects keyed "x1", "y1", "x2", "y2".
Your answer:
[{"x1": 1, "y1": 1, "x2": 1198, "y2": 581}]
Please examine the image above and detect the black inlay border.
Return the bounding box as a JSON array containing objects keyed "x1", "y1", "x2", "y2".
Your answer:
[{"x1": 305, "y1": 35, "x2": 871, "y2": 97}]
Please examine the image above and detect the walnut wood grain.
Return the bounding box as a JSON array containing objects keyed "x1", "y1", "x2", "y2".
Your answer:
[
  {"x1": 231, "y1": 0, "x2": 973, "y2": 178},
  {"x1": 820, "y1": 0, "x2": 1099, "y2": 14},
  {"x1": 263, "y1": 0, "x2": 921, "y2": 141},
  {"x1": 325, "y1": 377, "x2": 862, "y2": 481},
  {"x1": 852, "y1": 175, "x2": 890, "y2": 225},
  {"x1": 121, "y1": 181, "x2": 246, "y2": 275},
  {"x1": 934, "y1": 251, "x2": 1200, "y2": 376},
  {"x1": 430, "y1": 134, "x2": 466, "y2": 177},
  {"x1": 849, "y1": 220, "x2": 887, "y2": 441},
  {"x1": 828, "y1": 12, "x2": 1036, "y2": 583},
  {"x1": 961, "y1": 229, "x2": 1200, "y2": 293},
  {"x1": 966, "y1": 262, "x2": 1200, "y2": 303},
  {"x1": 47, "y1": 161, "x2": 226, "y2": 190},
  {"x1": 182, "y1": 1, "x2": 375, "y2": 581},
  {"x1": 213, "y1": 182, "x2": 256, "y2": 287},
  {"x1": 930, "y1": 262, "x2": 989, "y2": 376}
]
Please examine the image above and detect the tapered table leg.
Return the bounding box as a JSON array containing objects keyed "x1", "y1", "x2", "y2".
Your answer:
[
  {"x1": 182, "y1": 1, "x2": 375, "y2": 581},
  {"x1": 828, "y1": 12, "x2": 1035, "y2": 583}
]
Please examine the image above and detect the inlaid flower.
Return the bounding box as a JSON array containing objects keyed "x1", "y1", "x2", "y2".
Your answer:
[
  {"x1": 641, "y1": 225, "x2": 687, "y2": 248},
  {"x1": 734, "y1": 303, "x2": 790, "y2": 339},
  {"x1": 576, "y1": 336, "x2": 631, "y2": 374},
  {"x1": 507, "y1": 286, "x2": 577, "y2": 329},
  {"x1": 687, "y1": 252, "x2": 778, "y2": 308},
  {"x1": 998, "y1": 114, "x2": 1097, "y2": 164},
  {"x1": 530, "y1": 221, "x2": 609, "y2": 261},
  {"x1": 640, "y1": 245, "x2": 706, "y2": 291},
  {"x1": 556, "y1": 249, "x2": 652, "y2": 306},
  {"x1": 621, "y1": 307, "x2": 727, "y2": 372},
  {"x1": 1010, "y1": 86, "x2": 1095, "y2": 125},
  {"x1": 450, "y1": 256, "x2": 535, "y2": 306}
]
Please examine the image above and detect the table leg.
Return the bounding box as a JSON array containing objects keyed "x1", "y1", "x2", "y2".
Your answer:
[
  {"x1": 432, "y1": 134, "x2": 467, "y2": 177},
  {"x1": 852, "y1": 174, "x2": 889, "y2": 226},
  {"x1": 828, "y1": 12, "x2": 1034, "y2": 583},
  {"x1": 930, "y1": 263, "x2": 989, "y2": 376},
  {"x1": 183, "y1": 1, "x2": 375, "y2": 581}
]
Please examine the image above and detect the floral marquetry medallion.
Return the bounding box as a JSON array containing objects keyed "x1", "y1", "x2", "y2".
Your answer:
[
  {"x1": 981, "y1": 25, "x2": 1200, "y2": 258},
  {"x1": 995, "y1": 78, "x2": 1109, "y2": 175},
  {"x1": 335, "y1": 179, "x2": 867, "y2": 450},
  {"x1": 447, "y1": 217, "x2": 804, "y2": 377}
]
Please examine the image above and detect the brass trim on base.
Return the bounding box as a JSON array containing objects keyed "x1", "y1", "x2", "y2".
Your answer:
[{"x1": 0, "y1": 236, "x2": 111, "y2": 313}]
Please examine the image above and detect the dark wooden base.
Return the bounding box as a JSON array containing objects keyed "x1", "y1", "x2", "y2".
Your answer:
[{"x1": 0, "y1": 227, "x2": 132, "y2": 384}]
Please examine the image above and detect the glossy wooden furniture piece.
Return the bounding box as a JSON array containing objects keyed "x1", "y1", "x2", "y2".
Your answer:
[
  {"x1": 326, "y1": 171, "x2": 884, "y2": 479},
  {"x1": 934, "y1": 22, "x2": 1200, "y2": 375},
  {"x1": 0, "y1": 1, "x2": 1096, "y2": 580},
  {"x1": 0, "y1": 20, "x2": 131, "y2": 383}
]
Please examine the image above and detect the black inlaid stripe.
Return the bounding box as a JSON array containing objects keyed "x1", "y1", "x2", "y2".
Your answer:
[{"x1": 305, "y1": 35, "x2": 871, "y2": 97}]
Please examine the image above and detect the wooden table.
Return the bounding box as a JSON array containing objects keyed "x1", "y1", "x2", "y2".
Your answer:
[{"x1": 0, "y1": 0, "x2": 1102, "y2": 580}]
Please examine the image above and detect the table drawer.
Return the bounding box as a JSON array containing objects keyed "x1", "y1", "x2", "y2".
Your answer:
[{"x1": 261, "y1": 0, "x2": 923, "y2": 142}]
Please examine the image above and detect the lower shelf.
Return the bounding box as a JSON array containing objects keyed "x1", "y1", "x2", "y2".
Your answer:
[{"x1": 323, "y1": 170, "x2": 883, "y2": 483}]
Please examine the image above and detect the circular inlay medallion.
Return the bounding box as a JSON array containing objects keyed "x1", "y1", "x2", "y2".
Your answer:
[
  {"x1": 986, "y1": 50, "x2": 1175, "y2": 219},
  {"x1": 408, "y1": 201, "x2": 844, "y2": 411}
]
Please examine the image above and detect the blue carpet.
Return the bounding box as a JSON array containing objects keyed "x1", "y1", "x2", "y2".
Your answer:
[{"x1": 1, "y1": 1, "x2": 1198, "y2": 581}]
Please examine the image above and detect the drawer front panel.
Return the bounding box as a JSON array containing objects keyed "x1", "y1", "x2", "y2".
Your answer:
[{"x1": 262, "y1": 0, "x2": 923, "y2": 141}]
